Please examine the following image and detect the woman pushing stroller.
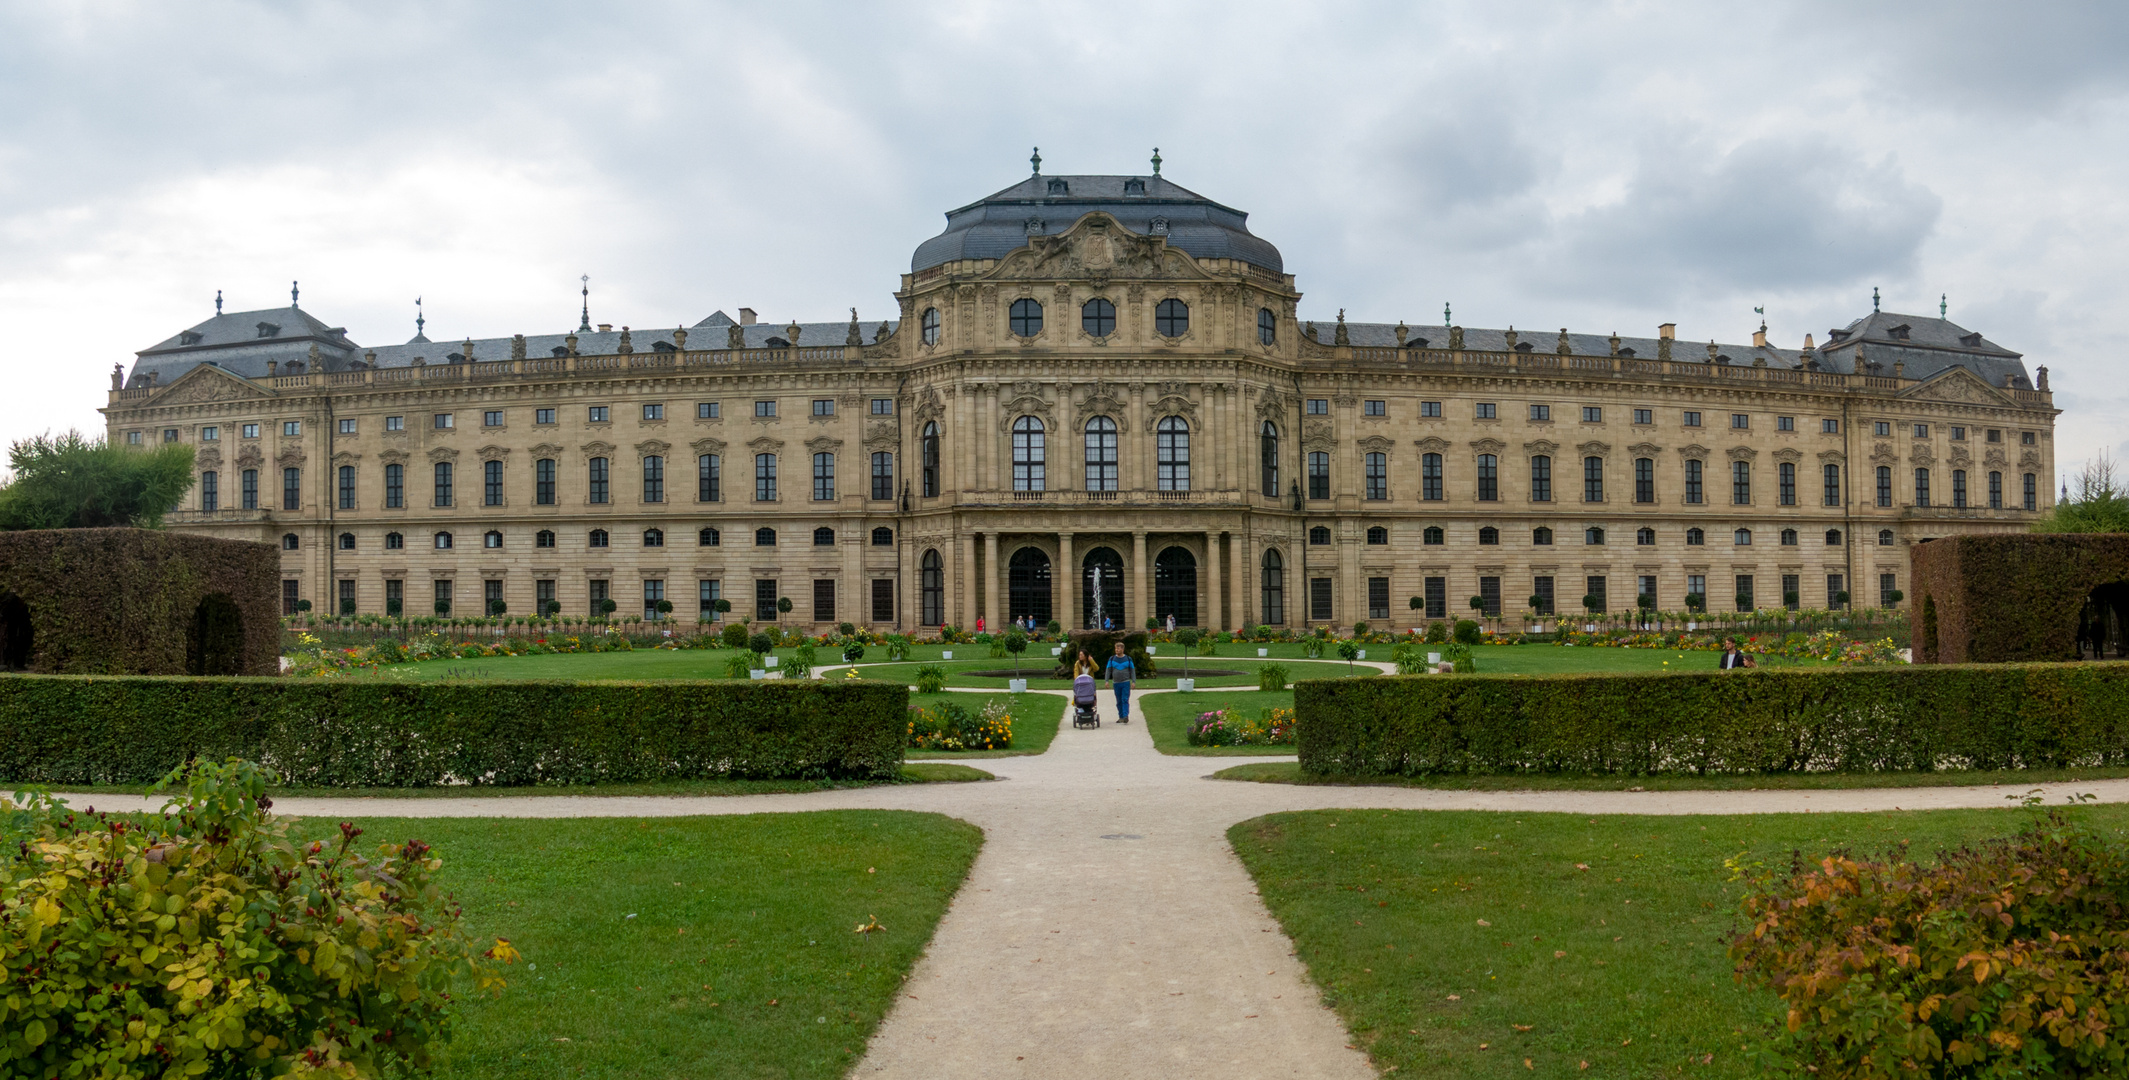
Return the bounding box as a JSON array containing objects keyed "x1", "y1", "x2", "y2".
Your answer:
[{"x1": 1070, "y1": 651, "x2": 1101, "y2": 728}]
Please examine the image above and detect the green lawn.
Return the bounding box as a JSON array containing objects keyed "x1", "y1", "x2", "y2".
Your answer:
[
  {"x1": 296, "y1": 811, "x2": 982, "y2": 1080},
  {"x1": 836, "y1": 656, "x2": 1365, "y2": 691},
  {"x1": 904, "y1": 691, "x2": 1062, "y2": 758},
  {"x1": 1138, "y1": 689, "x2": 1298, "y2": 756},
  {"x1": 1232, "y1": 803, "x2": 2129, "y2": 1079},
  {"x1": 36, "y1": 766, "x2": 988, "y2": 800},
  {"x1": 1464, "y1": 644, "x2": 1830, "y2": 676},
  {"x1": 1213, "y1": 759, "x2": 2129, "y2": 792},
  {"x1": 371, "y1": 647, "x2": 766, "y2": 681}
]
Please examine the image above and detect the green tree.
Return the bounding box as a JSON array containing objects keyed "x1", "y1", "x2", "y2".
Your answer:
[
  {"x1": 2035, "y1": 453, "x2": 2129, "y2": 533},
  {"x1": 0, "y1": 429, "x2": 196, "y2": 530}
]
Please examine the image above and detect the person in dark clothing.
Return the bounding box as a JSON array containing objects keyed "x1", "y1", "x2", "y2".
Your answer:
[{"x1": 1719, "y1": 638, "x2": 1755, "y2": 670}]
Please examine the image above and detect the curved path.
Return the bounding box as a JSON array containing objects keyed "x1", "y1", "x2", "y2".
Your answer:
[{"x1": 54, "y1": 685, "x2": 2129, "y2": 1080}]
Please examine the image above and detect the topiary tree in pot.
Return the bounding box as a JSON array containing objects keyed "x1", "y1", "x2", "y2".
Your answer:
[
  {"x1": 1174, "y1": 627, "x2": 1199, "y2": 677},
  {"x1": 1004, "y1": 629, "x2": 1028, "y2": 674}
]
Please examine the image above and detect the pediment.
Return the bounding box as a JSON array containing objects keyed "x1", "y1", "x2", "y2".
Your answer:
[
  {"x1": 987, "y1": 212, "x2": 1212, "y2": 283},
  {"x1": 1773, "y1": 448, "x2": 1803, "y2": 463},
  {"x1": 1578, "y1": 440, "x2": 1611, "y2": 456},
  {"x1": 1413, "y1": 436, "x2": 1451, "y2": 453},
  {"x1": 528, "y1": 443, "x2": 564, "y2": 458},
  {"x1": 1470, "y1": 438, "x2": 1506, "y2": 455},
  {"x1": 1727, "y1": 445, "x2": 1758, "y2": 461},
  {"x1": 1675, "y1": 443, "x2": 1710, "y2": 459},
  {"x1": 477, "y1": 445, "x2": 511, "y2": 459},
  {"x1": 144, "y1": 364, "x2": 273, "y2": 407},
  {"x1": 1628, "y1": 442, "x2": 1663, "y2": 456},
  {"x1": 1901, "y1": 366, "x2": 2015, "y2": 407},
  {"x1": 634, "y1": 439, "x2": 670, "y2": 456},
  {"x1": 1523, "y1": 439, "x2": 1559, "y2": 456},
  {"x1": 805, "y1": 435, "x2": 844, "y2": 454},
  {"x1": 690, "y1": 436, "x2": 728, "y2": 456},
  {"x1": 1357, "y1": 435, "x2": 1394, "y2": 454}
]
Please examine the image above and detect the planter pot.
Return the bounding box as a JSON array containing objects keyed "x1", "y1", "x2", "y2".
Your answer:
[
  {"x1": 1147, "y1": 647, "x2": 1158, "y2": 655},
  {"x1": 1176, "y1": 678, "x2": 1196, "y2": 692},
  {"x1": 1009, "y1": 678, "x2": 1028, "y2": 693},
  {"x1": 942, "y1": 650, "x2": 953, "y2": 659},
  {"x1": 1427, "y1": 652, "x2": 1442, "y2": 665},
  {"x1": 1356, "y1": 649, "x2": 1366, "y2": 660},
  {"x1": 1257, "y1": 648, "x2": 1269, "y2": 657},
  {"x1": 1050, "y1": 647, "x2": 1062, "y2": 656},
  {"x1": 748, "y1": 669, "x2": 766, "y2": 680},
  {"x1": 765, "y1": 656, "x2": 779, "y2": 667}
]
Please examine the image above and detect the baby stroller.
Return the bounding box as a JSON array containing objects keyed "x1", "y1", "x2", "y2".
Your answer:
[{"x1": 1071, "y1": 671, "x2": 1101, "y2": 728}]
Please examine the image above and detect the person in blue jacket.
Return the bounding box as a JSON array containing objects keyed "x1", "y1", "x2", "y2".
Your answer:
[{"x1": 1105, "y1": 640, "x2": 1137, "y2": 723}]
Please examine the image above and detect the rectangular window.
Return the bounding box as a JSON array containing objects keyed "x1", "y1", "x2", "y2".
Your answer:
[
  {"x1": 809, "y1": 579, "x2": 836, "y2": 622},
  {"x1": 484, "y1": 579, "x2": 505, "y2": 616},
  {"x1": 200, "y1": 471, "x2": 218, "y2": 512},
  {"x1": 1822, "y1": 419, "x2": 1839, "y2": 434},
  {"x1": 1476, "y1": 454, "x2": 1497, "y2": 501},
  {"x1": 384, "y1": 464, "x2": 403, "y2": 508},
  {"x1": 538, "y1": 578, "x2": 557, "y2": 614},
  {"x1": 1777, "y1": 415, "x2": 1795, "y2": 432},
  {"x1": 1684, "y1": 459, "x2": 1702, "y2": 504},
  {"x1": 1425, "y1": 577, "x2": 1446, "y2": 620},
  {"x1": 1637, "y1": 575, "x2": 1657, "y2": 611},
  {"x1": 1915, "y1": 467, "x2": 1931, "y2": 507},
  {"x1": 1731, "y1": 413, "x2": 1750, "y2": 430},
  {"x1": 432, "y1": 462, "x2": 452, "y2": 507},
  {"x1": 870, "y1": 398, "x2": 893, "y2": 415},
  {"x1": 1307, "y1": 452, "x2": 1330, "y2": 500},
  {"x1": 1782, "y1": 573, "x2": 1800, "y2": 612},
  {"x1": 432, "y1": 413, "x2": 452, "y2": 430},
  {"x1": 1363, "y1": 400, "x2": 1386, "y2": 417},
  {"x1": 643, "y1": 456, "x2": 665, "y2": 503},
  {"x1": 1988, "y1": 470, "x2": 2003, "y2": 509},
  {"x1": 1735, "y1": 574, "x2": 1755, "y2": 612},
  {"x1": 484, "y1": 460, "x2": 503, "y2": 506},
  {"x1": 337, "y1": 419, "x2": 356, "y2": 435},
  {"x1": 756, "y1": 454, "x2": 777, "y2": 501},
  {"x1": 588, "y1": 457, "x2": 609, "y2": 504},
  {"x1": 1531, "y1": 456, "x2": 1552, "y2": 502},
  {"x1": 1880, "y1": 572, "x2": 1898, "y2": 607},
  {"x1": 1530, "y1": 404, "x2": 1551, "y2": 421},
  {"x1": 282, "y1": 580, "x2": 300, "y2": 617},
  {"x1": 1877, "y1": 466, "x2": 1893, "y2": 507},
  {"x1": 699, "y1": 579, "x2": 721, "y2": 617},
  {"x1": 535, "y1": 408, "x2": 555, "y2": 425},
  {"x1": 125, "y1": 431, "x2": 142, "y2": 445},
  {"x1": 1827, "y1": 574, "x2": 1845, "y2": 611},
  {"x1": 1479, "y1": 576, "x2": 1501, "y2": 617},
  {"x1": 698, "y1": 402, "x2": 719, "y2": 419},
  {"x1": 756, "y1": 579, "x2": 779, "y2": 621},
  {"x1": 2024, "y1": 473, "x2": 2037, "y2": 511},
  {"x1": 386, "y1": 579, "x2": 404, "y2": 613},
  {"x1": 1476, "y1": 402, "x2": 1497, "y2": 419},
  {"x1": 483, "y1": 411, "x2": 503, "y2": 427},
  {"x1": 1683, "y1": 411, "x2": 1702, "y2": 427},
  {"x1": 1913, "y1": 424, "x2": 1929, "y2": 439},
  {"x1": 1732, "y1": 461, "x2": 1751, "y2": 505},
  {"x1": 811, "y1": 399, "x2": 835, "y2": 417},
  {"x1": 813, "y1": 453, "x2": 835, "y2": 501},
  {"x1": 1634, "y1": 458, "x2": 1654, "y2": 503},
  {"x1": 1688, "y1": 574, "x2": 1706, "y2": 607},
  {"x1": 2023, "y1": 432, "x2": 2036, "y2": 445},
  {"x1": 163, "y1": 428, "x2": 180, "y2": 443},
  {"x1": 282, "y1": 467, "x2": 301, "y2": 510},
  {"x1": 242, "y1": 422, "x2": 261, "y2": 439},
  {"x1": 1824, "y1": 464, "x2": 1842, "y2": 506},
  {"x1": 1952, "y1": 469, "x2": 1968, "y2": 508},
  {"x1": 283, "y1": 421, "x2": 302, "y2": 437},
  {"x1": 1951, "y1": 426, "x2": 1966, "y2": 441},
  {"x1": 1309, "y1": 577, "x2": 1334, "y2": 622},
  {"x1": 1583, "y1": 457, "x2": 1604, "y2": 502},
  {"x1": 536, "y1": 459, "x2": 555, "y2": 505},
  {"x1": 1420, "y1": 401, "x2": 1442, "y2": 418},
  {"x1": 1581, "y1": 406, "x2": 1601, "y2": 423},
  {"x1": 641, "y1": 579, "x2": 665, "y2": 621},
  {"x1": 699, "y1": 454, "x2": 720, "y2": 502},
  {"x1": 203, "y1": 426, "x2": 222, "y2": 441},
  {"x1": 383, "y1": 416, "x2": 403, "y2": 432},
  {"x1": 1532, "y1": 576, "x2": 1554, "y2": 616},
  {"x1": 1779, "y1": 461, "x2": 1796, "y2": 506},
  {"x1": 1367, "y1": 577, "x2": 1389, "y2": 620},
  {"x1": 338, "y1": 465, "x2": 356, "y2": 509},
  {"x1": 755, "y1": 400, "x2": 776, "y2": 418},
  {"x1": 1364, "y1": 453, "x2": 1387, "y2": 500},
  {"x1": 871, "y1": 452, "x2": 894, "y2": 500},
  {"x1": 1986, "y1": 428, "x2": 2002, "y2": 443},
  {"x1": 1422, "y1": 454, "x2": 1443, "y2": 501},
  {"x1": 1584, "y1": 576, "x2": 1607, "y2": 615},
  {"x1": 1633, "y1": 408, "x2": 1652, "y2": 425},
  {"x1": 643, "y1": 403, "x2": 664, "y2": 421},
  {"x1": 1306, "y1": 399, "x2": 1330, "y2": 415},
  {"x1": 588, "y1": 406, "x2": 609, "y2": 423},
  {"x1": 1875, "y1": 421, "x2": 1892, "y2": 437}
]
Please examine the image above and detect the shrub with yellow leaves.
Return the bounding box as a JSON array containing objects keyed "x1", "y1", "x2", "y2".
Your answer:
[{"x1": 0, "y1": 759, "x2": 513, "y2": 1077}]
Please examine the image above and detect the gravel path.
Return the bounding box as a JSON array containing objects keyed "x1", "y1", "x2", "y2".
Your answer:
[{"x1": 50, "y1": 686, "x2": 2129, "y2": 1079}]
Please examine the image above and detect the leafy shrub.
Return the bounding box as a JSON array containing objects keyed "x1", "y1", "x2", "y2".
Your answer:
[
  {"x1": 747, "y1": 631, "x2": 774, "y2": 655},
  {"x1": 1452, "y1": 619, "x2": 1482, "y2": 644},
  {"x1": 724, "y1": 650, "x2": 760, "y2": 679},
  {"x1": 885, "y1": 634, "x2": 911, "y2": 661},
  {"x1": 905, "y1": 700, "x2": 1012, "y2": 751},
  {"x1": 1295, "y1": 663, "x2": 2129, "y2": 778},
  {"x1": 0, "y1": 760, "x2": 516, "y2": 1075},
  {"x1": 720, "y1": 622, "x2": 750, "y2": 648},
  {"x1": 1730, "y1": 810, "x2": 2129, "y2": 1077},
  {"x1": 1391, "y1": 641, "x2": 1430, "y2": 674},
  {"x1": 1424, "y1": 621, "x2": 1449, "y2": 644},
  {"x1": 1257, "y1": 662, "x2": 1289, "y2": 691},
  {"x1": 788, "y1": 639, "x2": 816, "y2": 679},
  {"x1": 0, "y1": 676, "x2": 909, "y2": 784},
  {"x1": 1186, "y1": 706, "x2": 1297, "y2": 746},
  {"x1": 913, "y1": 664, "x2": 947, "y2": 693},
  {"x1": 842, "y1": 642, "x2": 866, "y2": 663},
  {"x1": 1301, "y1": 637, "x2": 1325, "y2": 659},
  {"x1": 1196, "y1": 633, "x2": 1217, "y2": 656}
]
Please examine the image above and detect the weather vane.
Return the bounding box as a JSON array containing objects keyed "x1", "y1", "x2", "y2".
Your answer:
[
  {"x1": 1444, "y1": 302, "x2": 1452, "y2": 325},
  {"x1": 415, "y1": 296, "x2": 424, "y2": 338},
  {"x1": 1940, "y1": 293, "x2": 1947, "y2": 318},
  {"x1": 1754, "y1": 305, "x2": 1766, "y2": 330},
  {"x1": 290, "y1": 280, "x2": 299, "y2": 308},
  {"x1": 215, "y1": 289, "x2": 222, "y2": 316}
]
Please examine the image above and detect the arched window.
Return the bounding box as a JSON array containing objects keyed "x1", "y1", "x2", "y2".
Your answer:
[
  {"x1": 385, "y1": 532, "x2": 404, "y2": 550},
  {"x1": 1585, "y1": 526, "x2": 1605, "y2": 546},
  {"x1": 1309, "y1": 526, "x2": 1331, "y2": 545},
  {"x1": 1636, "y1": 527, "x2": 1655, "y2": 546},
  {"x1": 643, "y1": 456, "x2": 665, "y2": 503},
  {"x1": 1878, "y1": 529, "x2": 1895, "y2": 546},
  {"x1": 338, "y1": 532, "x2": 355, "y2": 550},
  {"x1": 1012, "y1": 416, "x2": 1045, "y2": 491},
  {"x1": 537, "y1": 529, "x2": 556, "y2": 548},
  {"x1": 921, "y1": 422, "x2": 940, "y2": 497},
  {"x1": 1366, "y1": 526, "x2": 1388, "y2": 545},
  {"x1": 1583, "y1": 456, "x2": 1604, "y2": 502},
  {"x1": 1530, "y1": 455, "x2": 1552, "y2": 501},
  {"x1": 920, "y1": 549, "x2": 944, "y2": 625},
  {"x1": 756, "y1": 528, "x2": 777, "y2": 547},
  {"x1": 588, "y1": 457, "x2": 609, "y2": 504},
  {"x1": 1363, "y1": 452, "x2": 1386, "y2": 500},
  {"x1": 1532, "y1": 527, "x2": 1553, "y2": 546},
  {"x1": 1477, "y1": 453, "x2": 1498, "y2": 501},
  {"x1": 484, "y1": 530, "x2": 503, "y2": 549},
  {"x1": 812, "y1": 452, "x2": 834, "y2": 501},
  {"x1": 1634, "y1": 458, "x2": 1654, "y2": 503},
  {"x1": 1157, "y1": 417, "x2": 1190, "y2": 491},
  {"x1": 1084, "y1": 417, "x2": 1118, "y2": 492},
  {"x1": 1009, "y1": 298, "x2": 1043, "y2": 337},
  {"x1": 643, "y1": 528, "x2": 664, "y2": 547},
  {"x1": 1258, "y1": 308, "x2": 1277, "y2": 346},
  {"x1": 1259, "y1": 422, "x2": 1279, "y2": 496},
  {"x1": 755, "y1": 453, "x2": 776, "y2": 501},
  {"x1": 1686, "y1": 527, "x2": 1704, "y2": 546},
  {"x1": 536, "y1": 458, "x2": 556, "y2": 505},
  {"x1": 1825, "y1": 529, "x2": 1843, "y2": 546},
  {"x1": 1081, "y1": 298, "x2": 1115, "y2": 337},
  {"x1": 1423, "y1": 526, "x2": 1445, "y2": 545},
  {"x1": 434, "y1": 531, "x2": 454, "y2": 550},
  {"x1": 1734, "y1": 528, "x2": 1753, "y2": 546},
  {"x1": 1478, "y1": 526, "x2": 1499, "y2": 545},
  {"x1": 1154, "y1": 298, "x2": 1189, "y2": 337},
  {"x1": 1421, "y1": 453, "x2": 1443, "y2": 501},
  {"x1": 697, "y1": 454, "x2": 719, "y2": 502},
  {"x1": 813, "y1": 527, "x2": 835, "y2": 546},
  {"x1": 872, "y1": 526, "x2": 894, "y2": 546},
  {"x1": 698, "y1": 528, "x2": 719, "y2": 547},
  {"x1": 1780, "y1": 528, "x2": 1799, "y2": 546},
  {"x1": 433, "y1": 462, "x2": 453, "y2": 507},
  {"x1": 281, "y1": 533, "x2": 299, "y2": 550},
  {"x1": 1260, "y1": 548, "x2": 1285, "y2": 624},
  {"x1": 920, "y1": 307, "x2": 939, "y2": 345},
  {"x1": 588, "y1": 529, "x2": 608, "y2": 548}
]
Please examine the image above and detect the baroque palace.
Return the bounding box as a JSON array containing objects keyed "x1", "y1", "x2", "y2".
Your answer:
[{"x1": 103, "y1": 166, "x2": 2059, "y2": 632}]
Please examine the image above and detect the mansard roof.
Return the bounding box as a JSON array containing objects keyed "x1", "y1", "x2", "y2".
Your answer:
[{"x1": 912, "y1": 174, "x2": 1284, "y2": 275}]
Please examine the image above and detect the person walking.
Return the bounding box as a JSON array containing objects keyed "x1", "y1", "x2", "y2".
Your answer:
[
  {"x1": 1719, "y1": 638, "x2": 1755, "y2": 670},
  {"x1": 1105, "y1": 640, "x2": 1137, "y2": 724}
]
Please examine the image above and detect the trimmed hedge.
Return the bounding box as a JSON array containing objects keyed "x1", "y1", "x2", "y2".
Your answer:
[
  {"x1": 0, "y1": 676, "x2": 906, "y2": 786},
  {"x1": 1295, "y1": 664, "x2": 2129, "y2": 776},
  {"x1": 0, "y1": 527, "x2": 279, "y2": 675},
  {"x1": 1911, "y1": 533, "x2": 2129, "y2": 663}
]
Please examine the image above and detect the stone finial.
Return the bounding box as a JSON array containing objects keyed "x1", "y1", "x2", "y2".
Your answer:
[
  {"x1": 875, "y1": 321, "x2": 890, "y2": 343},
  {"x1": 1333, "y1": 309, "x2": 1350, "y2": 346},
  {"x1": 847, "y1": 308, "x2": 863, "y2": 346},
  {"x1": 1608, "y1": 332, "x2": 1620, "y2": 356},
  {"x1": 1894, "y1": 361, "x2": 1905, "y2": 378},
  {"x1": 2038, "y1": 365, "x2": 2050, "y2": 391},
  {"x1": 461, "y1": 339, "x2": 475, "y2": 362},
  {"x1": 1556, "y1": 328, "x2": 1571, "y2": 355},
  {"x1": 309, "y1": 343, "x2": 322, "y2": 364},
  {"x1": 1394, "y1": 322, "x2": 1408, "y2": 346},
  {"x1": 267, "y1": 359, "x2": 278, "y2": 376},
  {"x1": 564, "y1": 334, "x2": 579, "y2": 356},
  {"x1": 110, "y1": 363, "x2": 123, "y2": 390},
  {"x1": 728, "y1": 323, "x2": 745, "y2": 349},
  {"x1": 1707, "y1": 340, "x2": 1719, "y2": 361},
  {"x1": 364, "y1": 350, "x2": 376, "y2": 365},
  {"x1": 511, "y1": 334, "x2": 527, "y2": 361},
  {"x1": 1503, "y1": 326, "x2": 1518, "y2": 351},
  {"x1": 786, "y1": 321, "x2": 802, "y2": 346},
  {"x1": 1303, "y1": 321, "x2": 1318, "y2": 343},
  {"x1": 1657, "y1": 336, "x2": 1672, "y2": 361},
  {"x1": 1802, "y1": 333, "x2": 1816, "y2": 352},
  {"x1": 616, "y1": 327, "x2": 633, "y2": 355},
  {"x1": 673, "y1": 327, "x2": 688, "y2": 350},
  {"x1": 1448, "y1": 325, "x2": 1464, "y2": 350}
]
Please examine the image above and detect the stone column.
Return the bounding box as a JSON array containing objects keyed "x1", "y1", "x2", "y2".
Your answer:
[
  {"x1": 1204, "y1": 530, "x2": 1222, "y2": 630},
  {"x1": 1060, "y1": 532, "x2": 1077, "y2": 630},
  {"x1": 1227, "y1": 530, "x2": 1243, "y2": 632},
  {"x1": 1131, "y1": 530, "x2": 1148, "y2": 631},
  {"x1": 984, "y1": 530, "x2": 1000, "y2": 631},
  {"x1": 959, "y1": 529, "x2": 977, "y2": 629}
]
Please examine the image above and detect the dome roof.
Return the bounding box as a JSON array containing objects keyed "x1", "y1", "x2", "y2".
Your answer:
[{"x1": 911, "y1": 175, "x2": 1283, "y2": 275}]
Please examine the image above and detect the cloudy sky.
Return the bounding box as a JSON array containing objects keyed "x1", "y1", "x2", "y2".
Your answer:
[{"x1": 4, "y1": 0, "x2": 2126, "y2": 474}]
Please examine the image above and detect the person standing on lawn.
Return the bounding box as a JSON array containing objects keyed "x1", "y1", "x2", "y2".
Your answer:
[
  {"x1": 1105, "y1": 640, "x2": 1137, "y2": 724},
  {"x1": 1719, "y1": 638, "x2": 1755, "y2": 670}
]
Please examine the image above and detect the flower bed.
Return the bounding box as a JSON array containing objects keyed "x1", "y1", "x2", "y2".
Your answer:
[
  {"x1": 1551, "y1": 628, "x2": 1901, "y2": 664},
  {"x1": 1186, "y1": 706, "x2": 1298, "y2": 747},
  {"x1": 906, "y1": 699, "x2": 1014, "y2": 751}
]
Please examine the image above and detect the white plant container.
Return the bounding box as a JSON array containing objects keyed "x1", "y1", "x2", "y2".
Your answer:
[
  {"x1": 765, "y1": 656, "x2": 779, "y2": 667},
  {"x1": 1147, "y1": 646, "x2": 1158, "y2": 655},
  {"x1": 1257, "y1": 648, "x2": 1269, "y2": 657},
  {"x1": 1356, "y1": 649, "x2": 1367, "y2": 659},
  {"x1": 1176, "y1": 678, "x2": 1196, "y2": 692},
  {"x1": 1009, "y1": 678, "x2": 1028, "y2": 693},
  {"x1": 1428, "y1": 652, "x2": 1442, "y2": 665},
  {"x1": 942, "y1": 650, "x2": 953, "y2": 659},
  {"x1": 1050, "y1": 647, "x2": 1062, "y2": 656},
  {"x1": 748, "y1": 669, "x2": 766, "y2": 680}
]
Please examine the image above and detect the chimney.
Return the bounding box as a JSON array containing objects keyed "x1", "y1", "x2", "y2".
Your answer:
[
  {"x1": 267, "y1": 360, "x2": 278, "y2": 376},
  {"x1": 739, "y1": 308, "x2": 758, "y2": 326},
  {"x1": 1752, "y1": 327, "x2": 1767, "y2": 348},
  {"x1": 1803, "y1": 333, "x2": 1815, "y2": 351},
  {"x1": 1658, "y1": 323, "x2": 1676, "y2": 340},
  {"x1": 597, "y1": 323, "x2": 612, "y2": 333}
]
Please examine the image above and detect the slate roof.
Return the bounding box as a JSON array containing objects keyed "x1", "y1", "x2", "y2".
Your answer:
[
  {"x1": 911, "y1": 174, "x2": 1284, "y2": 275},
  {"x1": 129, "y1": 307, "x2": 359, "y2": 388},
  {"x1": 1813, "y1": 311, "x2": 2030, "y2": 387}
]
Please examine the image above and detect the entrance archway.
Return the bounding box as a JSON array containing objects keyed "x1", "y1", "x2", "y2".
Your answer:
[
  {"x1": 1154, "y1": 546, "x2": 1198, "y2": 627},
  {"x1": 1007, "y1": 547, "x2": 1053, "y2": 626},
  {"x1": 187, "y1": 592, "x2": 244, "y2": 675},
  {"x1": 0, "y1": 592, "x2": 30, "y2": 671},
  {"x1": 2078, "y1": 581, "x2": 2129, "y2": 660},
  {"x1": 1082, "y1": 547, "x2": 1124, "y2": 628}
]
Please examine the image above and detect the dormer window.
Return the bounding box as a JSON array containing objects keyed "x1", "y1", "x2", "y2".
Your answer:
[
  {"x1": 255, "y1": 322, "x2": 280, "y2": 338},
  {"x1": 1149, "y1": 217, "x2": 1169, "y2": 235},
  {"x1": 1828, "y1": 329, "x2": 1851, "y2": 343},
  {"x1": 1959, "y1": 332, "x2": 1983, "y2": 347},
  {"x1": 652, "y1": 340, "x2": 677, "y2": 353},
  {"x1": 1514, "y1": 341, "x2": 1534, "y2": 353},
  {"x1": 764, "y1": 337, "x2": 790, "y2": 349},
  {"x1": 1123, "y1": 178, "x2": 1145, "y2": 195},
  {"x1": 1024, "y1": 217, "x2": 1045, "y2": 236},
  {"x1": 1616, "y1": 347, "x2": 1636, "y2": 357},
  {"x1": 1887, "y1": 324, "x2": 1911, "y2": 340},
  {"x1": 179, "y1": 331, "x2": 203, "y2": 346},
  {"x1": 550, "y1": 345, "x2": 570, "y2": 357},
  {"x1": 1046, "y1": 179, "x2": 1068, "y2": 195}
]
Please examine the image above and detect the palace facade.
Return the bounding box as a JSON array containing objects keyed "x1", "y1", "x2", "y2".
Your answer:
[{"x1": 103, "y1": 171, "x2": 2060, "y2": 631}]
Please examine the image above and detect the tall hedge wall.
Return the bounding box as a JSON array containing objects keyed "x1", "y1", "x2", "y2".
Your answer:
[
  {"x1": 0, "y1": 677, "x2": 907, "y2": 786},
  {"x1": 0, "y1": 528, "x2": 279, "y2": 676},
  {"x1": 1910, "y1": 533, "x2": 2129, "y2": 663},
  {"x1": 1295, "y1": 665, "x2": 2129, "y2": 777}
]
